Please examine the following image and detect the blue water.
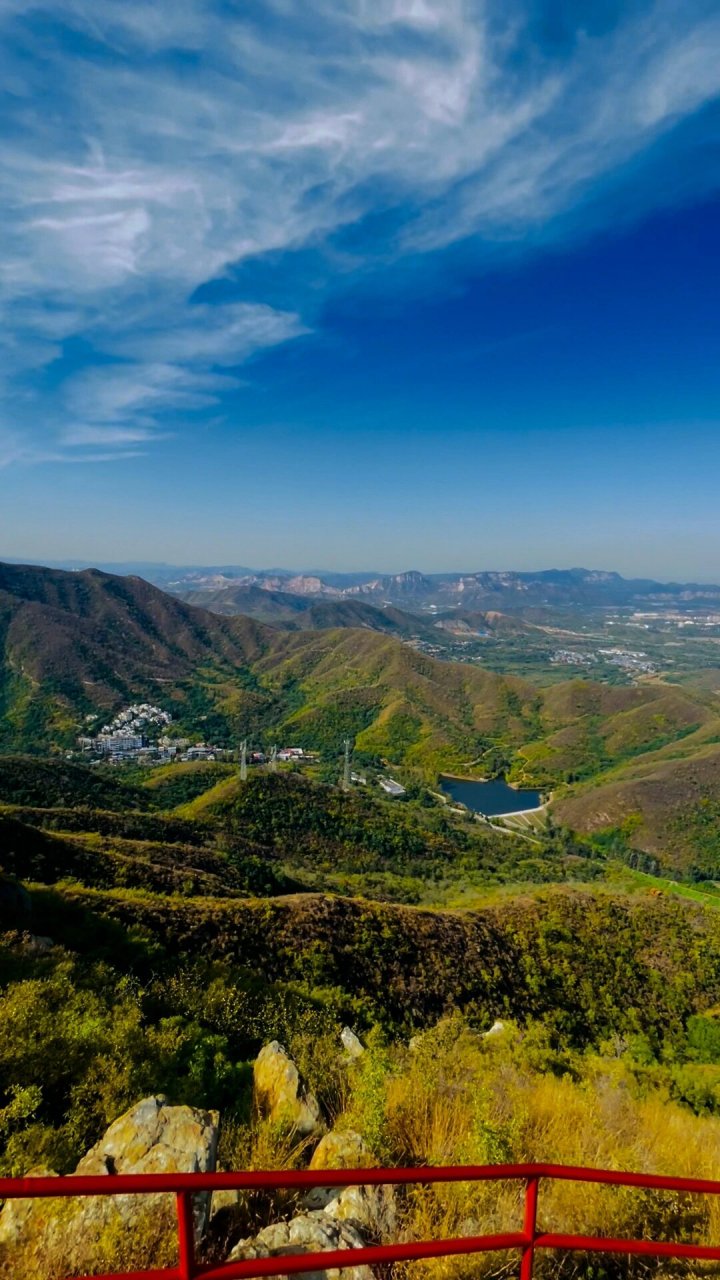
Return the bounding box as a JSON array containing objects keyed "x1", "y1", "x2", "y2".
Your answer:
[{"x1": 440, "y1": 775, "x2": 541, "y2": 816}]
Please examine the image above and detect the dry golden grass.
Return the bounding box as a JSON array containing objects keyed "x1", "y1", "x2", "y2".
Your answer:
[
  {"x1": 339, "y1": 1019, "x2": 720, "y2": 1280},
  {"x1": 9, "y1": 1016, "x2": 720, "y2": 1279}
]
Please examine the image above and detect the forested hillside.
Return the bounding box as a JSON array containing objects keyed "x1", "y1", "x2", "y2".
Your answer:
[{"x1": 3, "y1": 561, "x2": 720, "y2": 885}]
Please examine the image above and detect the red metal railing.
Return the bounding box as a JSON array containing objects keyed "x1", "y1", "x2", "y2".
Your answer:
[{"x1": 3, "y1": 1161, "x2": 720, "y2": 1280}]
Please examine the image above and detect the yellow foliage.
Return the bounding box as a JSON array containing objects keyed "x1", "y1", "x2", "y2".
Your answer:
[{"x1": 339, "y1": 1018, "x2": 720, "y2": 1280}]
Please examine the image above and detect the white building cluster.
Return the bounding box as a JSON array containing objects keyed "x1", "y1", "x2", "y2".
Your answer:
[
  {"x1": 77, "y1": 703, "x2": 176, "y2": 762},
  {"x1": 100, "y1": 703, "x2": 172, "y2": 736}
]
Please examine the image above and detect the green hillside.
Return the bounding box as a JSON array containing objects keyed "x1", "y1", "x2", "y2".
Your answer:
[
  {"x1": 0, "y1": 561, "x2": 270, "y2": 750},
  {"x1": 3, "y1": 563, "x2": 720, "y2": 874},
  {"x1": 4, "y1": 743, "x2": 720, "y2": 1273},
  {"x1": 554, "y1": 742, "x2": 720, "y2": 876},
  {"x1": 0, "y1": 755, "x2": 149, "y2": 811}
]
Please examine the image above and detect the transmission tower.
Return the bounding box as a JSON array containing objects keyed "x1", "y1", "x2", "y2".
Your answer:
[
  {"x1": 270, "y1": 744, "x2": 278, "y2": 772},
  {"x1": 342, "y1": 736, "x2": 352, "y2": 791},
  {"x1": 239, "y1": 738, "x2": 248, "y2": 782}
]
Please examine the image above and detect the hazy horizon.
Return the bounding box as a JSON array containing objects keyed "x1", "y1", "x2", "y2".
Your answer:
[{"x1": 4, "y1": 552, "x2": 720, "y2": 587}]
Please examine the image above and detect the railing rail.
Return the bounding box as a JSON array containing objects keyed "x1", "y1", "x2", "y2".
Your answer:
[{"x1": 3, "y1": 1161, "x2": 720, "y2": 1280}]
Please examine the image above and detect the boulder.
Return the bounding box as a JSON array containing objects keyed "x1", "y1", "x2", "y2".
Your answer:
[
  {"x1": 323, "y1": 1184, "x2": 397, "y2": 1241},
  {"x1": 0, "y1": 1167, "x2": 57, "y2": 1250},
  {"x1": 76, "y1": 1094, "x2": 218, "y2": 1183},
  {"x1": 482, "y1": 1020, "x2": 506, "y2": 1039},
  {"x1": 254, "y1": 1041, "x2": 322, "y2": 1137},
  {"x1": 340, "y1": 1028, "x2": 364, "y2": 1060},
  {"x1": 310, "y1": 1131, "x2": 372, "y2": 1173},
  {"x1": 0, "y1": 1096, "x2": 219, "y2": 1277},
  {"x1": 305, "y1": 1131, "x2": 373, "y2": 1211},
  {"x1": 227, "y1": 1211, "x2": 374, "y2": 1280},
  {"x1": 306, "y1": 1131, "x2": 395, "y2": 1239}
]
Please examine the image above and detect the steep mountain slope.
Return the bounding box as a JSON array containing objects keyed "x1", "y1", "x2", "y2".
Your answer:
[
  {"x1": 172, "y1": 582, "x2": 426, "y2": 635},
  {"x1": 29, "y1": 880, "x2": 720, "y2": 1039},
  {"x1": 553, "y1": 741, "x2": 720, "y2": 875},
  {"x1": 172, "y1": 582, "x2": 315, "y2": 619},
  {"x1": 0, "y1": 562, "x2": 271, "y2": 748},
  {"x1": 514, "y1": 679, "x2": 713, "y2": 784}
]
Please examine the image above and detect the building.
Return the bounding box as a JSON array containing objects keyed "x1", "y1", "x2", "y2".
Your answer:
[
  {"x1": 379, "y1": 777, "x2": 406, "y2": 797},
  {"x1": 96, "y1": 733, "x2": 144, "y2": 753}
]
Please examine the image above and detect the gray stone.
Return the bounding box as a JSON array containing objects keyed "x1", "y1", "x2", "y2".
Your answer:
[
  {"x1": 340, "y1": 1028, "x2": 364, "y2": 1059},
  {"x1": 305, "y1": 1130, "x2": 395, "y2": 1239},
  {"x1": 323, "y1": 1184, "x2": 397, "y2": 1240},
  {"x1": 482, "y1": 1020, "x2": 506, "y2": 1039},
  {"x1": 227, "y1": 1211, "x2": 374, "y2": 1280},
  {"x1": 0, "y1": 1096, "x2": 219, "y2": 1276},
  {"x1": 305, "y1": 1131, "x2": 372, "y2": 1212}
]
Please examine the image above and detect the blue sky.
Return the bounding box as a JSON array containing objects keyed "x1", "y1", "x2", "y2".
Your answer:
[{"x1": 2, "y1": 0, "x2": 720, "y2": 577}]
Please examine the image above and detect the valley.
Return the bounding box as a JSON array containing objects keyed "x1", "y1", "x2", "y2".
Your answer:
[
  {"x1": 4, "y1": 560, "x2": 720, "y2": 1276},
  {"x1": 3, "y1": 559, "x2": 720, "y2": 885}
]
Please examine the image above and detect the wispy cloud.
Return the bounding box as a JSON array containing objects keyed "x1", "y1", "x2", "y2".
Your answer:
[{"x1": 1, "y1": 0, "x2": 720, "y2": 465}]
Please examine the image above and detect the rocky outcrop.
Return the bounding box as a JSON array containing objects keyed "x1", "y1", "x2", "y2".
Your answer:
[
  {"x1": 254, "y1": 1041, "x2": 322, "y2": 1137},
  {"x1": 76, "y1": 1094, "x2": 218, "y2": 1182},
  {"x1": 305, "y1": 1131, "x2": 395, "y2": 1239},
  {"x1": 0, "y1": 1096, "x2": 219, "y2": 1277},
  {"x1": 227, "y1": 1211, "x2": 374, "y2": 1280}
]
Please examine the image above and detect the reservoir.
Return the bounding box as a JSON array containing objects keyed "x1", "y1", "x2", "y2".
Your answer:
[{"x1": 440, "y1": 775, "x2": 542, "y2": 816}]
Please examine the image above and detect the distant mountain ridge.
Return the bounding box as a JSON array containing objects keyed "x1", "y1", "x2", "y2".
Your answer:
[
  {"x1": 5, "y1": 557, "x2": 720, "y2": 610},
  {"x1": 163, "y1": 565, "x2": 720, "y2": 611}
]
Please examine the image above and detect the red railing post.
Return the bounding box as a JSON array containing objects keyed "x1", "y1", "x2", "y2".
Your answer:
[
  {"x1": 176, "y1": 1191, "x2": 195, "y2": 1280},
  {"x1": 520, "y1": 1175, "x2": 539, "y2": 1280}
]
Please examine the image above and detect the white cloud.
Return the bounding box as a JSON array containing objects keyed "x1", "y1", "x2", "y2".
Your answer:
[
  {"x1": 61, "y1": 424, "x2": 158, "y2": 446},
  {"x1": 105, "y1": 303, "x2": 308, "y2": 366},
  {"x1": 1, "y1": 0, "x2": 720, "y2": 463}
]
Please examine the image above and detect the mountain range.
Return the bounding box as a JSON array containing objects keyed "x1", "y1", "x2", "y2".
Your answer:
[
  {"x1": 3, "y1": 559, "x2": 720, "y2": 876},
  {"x1": 164, "y1": 566, "x2": 720, "y2": 612},
  {"x1": 7, "y1": 559, "x2": 720, "y2": 611}
]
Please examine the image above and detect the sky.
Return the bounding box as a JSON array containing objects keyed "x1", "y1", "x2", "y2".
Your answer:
[{"x1": 1, "y1": 0, "x2": 720, "y2": 578}]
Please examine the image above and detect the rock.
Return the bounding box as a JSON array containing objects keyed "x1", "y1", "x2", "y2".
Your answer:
[
  {"x1": 254, "y1": 1041, "x2": 322, "y2": 1137},
  {"x1": 310, "y1": 1131, "x2": 372, "y2": 1173},
  {"x1": 482, "y1": 1020, "x2": 506, "y2": 1039},
  {"x1": 227, "y1": 1211, "x2": 374, "y2": 1280},
  {"x1": 340, "y1": 1028, "x2": 364, "y2": 1059},
  {"x1": 210, "y1": 1186, "x2": 244, "y2": 1221},
  {"x1": 0, "y1": 1096, "x2": 219, "y2": 1276},
  {"x1": 323, "y1": 1184, "x2": 397, "y2": 1241},
  {"x1": 306, "y1": 1131, "x2": 395, "y2": 1239},
  {"x1": 76, "y1": 1094, "x2": 218, "y2": 1185},
  {"x1": 21, "y1": 934, "x2": 54, "y2": 954},
  {"x1": 0, "y1": 1167, "x2": 57, "y2": 1248},
  {"x1": 305, "y1": 1131, "x2": 373, "y2": 1211}
]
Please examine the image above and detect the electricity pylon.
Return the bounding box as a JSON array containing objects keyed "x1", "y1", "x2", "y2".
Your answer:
[
  {"x1": 270, "y1": 744, "x2": 278, "y2": 772},
  {"x1": 239, "y1": 738, "x2": 248, "y2": 782},
  {"x1": 342, "y1": 736, "x2": 352, "y2": 791}
]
